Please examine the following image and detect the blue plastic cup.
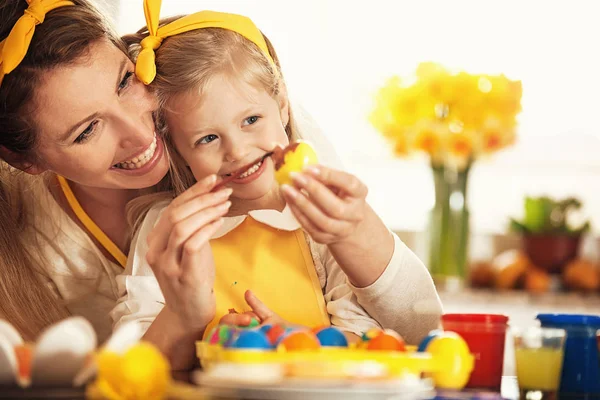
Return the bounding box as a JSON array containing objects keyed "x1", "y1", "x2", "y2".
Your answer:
[{"x1": 536, "y1": 313, "x2": 600, "y2": 397}]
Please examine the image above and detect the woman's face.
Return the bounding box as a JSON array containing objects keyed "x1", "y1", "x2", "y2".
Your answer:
[{"x1": 28, "y1": 40, "x2": 169, "y2": 190}]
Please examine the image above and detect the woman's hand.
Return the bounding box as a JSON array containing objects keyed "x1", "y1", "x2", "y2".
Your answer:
[{"x1": 146, "y1": 174, "x2": 232, "y2": 331}]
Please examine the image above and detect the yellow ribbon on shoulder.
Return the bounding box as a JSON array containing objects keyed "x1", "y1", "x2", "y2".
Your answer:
[
  {"x1": 136, "y1": 0, "x2": 274, "y2": 85},
  {"x1": 0, "y1": 0, "x2": 74, "y2": 86}
]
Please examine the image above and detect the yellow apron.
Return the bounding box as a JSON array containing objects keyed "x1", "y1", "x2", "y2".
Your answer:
[{"x1": 204, "y1": 216, "x2": 330, "y2": 337}]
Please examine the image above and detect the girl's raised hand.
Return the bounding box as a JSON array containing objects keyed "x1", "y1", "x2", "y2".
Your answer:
[
  {"x1": 281, "y1": 165, "x2": 394, "y2": 287},
  {"x1": 145, "y1": 174, "x2": 232, "y2": 330},
  {"x1": 280, "y1": 165, "x2": 370, "y2": 245}
]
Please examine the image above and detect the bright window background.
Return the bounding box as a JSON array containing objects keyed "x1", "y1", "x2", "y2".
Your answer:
[{"x1": 110, "y1": 0, "x2": 600, "y2": 235}]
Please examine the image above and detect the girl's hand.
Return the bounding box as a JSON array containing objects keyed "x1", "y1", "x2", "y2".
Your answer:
[
  {"x1": 280, "y1": 165, "x2": 369, "y2": 245},
  {"x1": 219, "y1": 290, "x2": 296, "y2": 328},
  {"x1": 281, "y1": 165, "x2": 394, "y2": 287},
  {"x1": 145, "y1": 174, "x2": 232, "y2": 331}
]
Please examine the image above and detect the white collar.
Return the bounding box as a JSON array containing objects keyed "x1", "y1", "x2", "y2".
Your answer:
[{"x1": 212, "y1": 204, "x2": 300, "y2": 239}]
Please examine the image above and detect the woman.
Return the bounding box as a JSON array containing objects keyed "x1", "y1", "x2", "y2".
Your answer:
[{"x1": 0, "y1": 0, "x2": 347, "y2": 361}]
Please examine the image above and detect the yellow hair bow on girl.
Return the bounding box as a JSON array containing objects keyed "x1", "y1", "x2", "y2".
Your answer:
[
  {"x1": 0, "y1": 0, "x2": 74, "y2": 86},
  {"x1": 136, "y1": 0, "x2": 275, "y2": 85}
]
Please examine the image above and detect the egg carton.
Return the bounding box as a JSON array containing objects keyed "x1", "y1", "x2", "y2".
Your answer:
[
  {"x1": 196, "y1": 325, "x2": 475, "y2": 390},
  {"x1": 0, "y1": 317, "x2": 144, "y2": 388}
]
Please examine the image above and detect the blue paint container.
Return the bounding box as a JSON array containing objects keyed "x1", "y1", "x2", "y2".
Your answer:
[{"x1": 536, "y1": 313, "x2": 600, "y2": 396}]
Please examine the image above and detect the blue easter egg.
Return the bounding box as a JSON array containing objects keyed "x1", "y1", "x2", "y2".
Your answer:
[
  {"x1": 417, "y1": 329, "x2": 443, "y2": 352},
  {"x1": 232, "y1": 330, "x2": 272, "y2": 349},
  {"x1": 315, "y1": 326, "x2": 348, "y2": 347},
  {"x1": 259, "y1": 324, "x2": 273, "y2": 334}
]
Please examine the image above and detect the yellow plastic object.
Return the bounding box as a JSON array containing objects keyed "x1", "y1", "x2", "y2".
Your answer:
[
  {"x1": 424, "y1": 333, "x2": 474, "y2": 389},
  {"x1": 274, "y1": 141, "x2": 318, "y2": 186},
  {"x1": 87, "y1": 342, "x2": 171, "y2": 400},
  {"x1": 197, "y1": 337, "x2": 473, "y2": 388}
]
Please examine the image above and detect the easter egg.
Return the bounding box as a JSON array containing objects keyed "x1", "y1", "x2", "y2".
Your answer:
[
  {"x1": 418, "y1": 329, "x2": 443, "y2": 352},
  {"x1": 279, "y1": 331, "x2": 320, "y2": 351},
  {"x1": 231, "y1": 330, "x2": 272, "y2": 350},
  {"x1": 274, "y1": 141, "x2": 318, "y2": 186},
  {"x1": 314, "y1": 326, "x2": 348, "y2": 347},
  {"x1": 207, "y1": 325, "x2": 236, "y2": 345},
  {"x1": 265, "y1": 324, "x2": 287, "y2": 346},
  {"x1": 259, "y1": 324, "x2": 273, "y2": 334},
  {"x1": 425, "y1": 332, "x2": 473, "y2": 389},
  {"x1": 361, "y1": 328, "x2": 383, "y2": 343},
  {"x1": 246, "y1": 318, "x2": 260, "y2": 329},
  {"x1": 14, "y1": 344, "x2": 32, "y2": 382},
  {"x1": 223, "y1": 328, "x2": 243, "y2": 348},
  {"x1": 365, "y1": 329, "x2": 405, "y2": 351}
]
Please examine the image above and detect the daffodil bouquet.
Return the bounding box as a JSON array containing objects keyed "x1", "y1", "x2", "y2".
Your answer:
[
  {"x1": 369, "y1": 62, "x2": 522, "y2": 288},
  {"x1": 370, "y1": 62, "x2": 522, "y2": 170}
]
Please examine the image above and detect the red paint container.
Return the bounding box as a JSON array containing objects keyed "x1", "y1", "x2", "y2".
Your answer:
[{"x1": 442, "y1": 313, "x2": 509, "y2": 390}]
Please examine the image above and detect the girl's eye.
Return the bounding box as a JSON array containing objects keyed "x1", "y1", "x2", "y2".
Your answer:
[
  {"x1": 74, "y1": 121, "x2": 98, "y2": 144},
  {"x1": 243, "y1": 116, "x2": 260, "y2": 126},
  {"x1": 196, "y1": 134, "x2": 218, "y2": 146}
]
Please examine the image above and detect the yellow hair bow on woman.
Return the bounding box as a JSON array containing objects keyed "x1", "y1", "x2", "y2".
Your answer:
[
  {"x1": 136, "y1": 0, "x2": 275, "y2": 85},
  {"x1": 0, "y1": 0, "x2": 74, "y2": 86}
]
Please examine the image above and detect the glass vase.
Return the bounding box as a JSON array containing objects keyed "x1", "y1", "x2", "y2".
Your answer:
[{"x1": 428, "y1": 164, "x2": 471, "y2": 291}]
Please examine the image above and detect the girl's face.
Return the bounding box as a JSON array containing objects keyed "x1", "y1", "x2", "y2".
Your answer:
[
  {"x1": 166, "y1": 74, "x2": 290, "y2": 204},
  {"x1": 27, "y1": 40, "x2": 169, "y2": 190}
]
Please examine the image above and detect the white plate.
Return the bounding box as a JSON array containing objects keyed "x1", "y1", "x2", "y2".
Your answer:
[{"x1": 193, "y1": 371, "x2": 435, "y2": 400}]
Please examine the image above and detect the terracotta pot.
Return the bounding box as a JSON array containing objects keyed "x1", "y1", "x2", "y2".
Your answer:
[{"x1": 522, "y1": 234, "x2": 582, "y2": 273}]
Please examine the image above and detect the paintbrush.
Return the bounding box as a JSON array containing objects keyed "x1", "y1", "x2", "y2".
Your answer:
[{"x1": 211, "y1": 142, "x2": 301, "y2": 192}]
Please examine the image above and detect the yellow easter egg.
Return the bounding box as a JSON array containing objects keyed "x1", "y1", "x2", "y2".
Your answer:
[
  {"x1": 274, "y1": 141, "x2": 318, "y2": 186},
  {"x1": 95, "y1": 350, "x2": 123, "y2": 393},
  {"x1": 120, "y1": 342, "x2": 170, "y2": 398},
  {"x1": 426, "y1": 332, "x2": 473, "y2": 389}
]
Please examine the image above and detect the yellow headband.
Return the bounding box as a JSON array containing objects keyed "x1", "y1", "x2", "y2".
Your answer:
[
  {"x1": 0, "y1": 0, "x2": 74, "y2": 87},
  {"x1": 136, "y1": 0, "x2": 275, "y2": 85}
]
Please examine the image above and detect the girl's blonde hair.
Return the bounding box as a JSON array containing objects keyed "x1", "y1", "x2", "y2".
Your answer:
[
  {"x1": 0, "y1": 0, "x2": 126, "y2": 339},
  {"x1": 124, "y1": 19, "x2": 299, "y2": 229}
]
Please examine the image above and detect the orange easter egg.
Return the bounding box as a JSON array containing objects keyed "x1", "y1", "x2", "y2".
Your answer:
[
  {"x1": 279, "y1": 331, "x2": 320, "y2": 351},
  {"x1": 366, "y1": 331, "x2": 405, "y2": 351}
]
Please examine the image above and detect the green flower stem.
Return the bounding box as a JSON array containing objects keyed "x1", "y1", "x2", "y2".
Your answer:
[{"x1": 428, "y1": 164, "x2": 471, "y2": 284}]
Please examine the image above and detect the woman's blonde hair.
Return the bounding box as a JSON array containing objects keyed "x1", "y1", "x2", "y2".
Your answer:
[
  {"x1": 124, "y1": 18, "x2": 299, "y2": 229},
  {"x1": 0, "y1": 0, "x2": 126, "y2": 339},
  {"x1": 0, "y1": 169, "x2": 70, "y2": 340}
]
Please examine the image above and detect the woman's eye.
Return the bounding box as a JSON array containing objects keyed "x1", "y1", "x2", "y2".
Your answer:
[
  {"x1": 74, "y1": 121, "x2": 98, "y2": 144},
  {"x1": 119, "y1": 71, "x2": 134, "y2": 91}
]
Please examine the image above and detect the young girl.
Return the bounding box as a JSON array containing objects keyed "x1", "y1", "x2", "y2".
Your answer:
[{"x1": 112, "y1": 1, "x2": 442, "y2": 359}]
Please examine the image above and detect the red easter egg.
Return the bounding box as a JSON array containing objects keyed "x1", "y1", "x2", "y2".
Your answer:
[
  {"x1": 265, "y1": 324, "x2": 287, "y2": 345},
  {"x1": 279, "y1": 331, "x2": 320, "y2": 351}
]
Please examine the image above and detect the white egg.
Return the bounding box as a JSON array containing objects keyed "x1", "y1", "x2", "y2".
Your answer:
[
  {"x1": 31, "y1": 317, "x2": 96, "y2": 386},
  {"x1": 0, "y1": 320, "x2": 24, "y2": 346},
  {"x1": 0, "y1": 334, "x2": 17, "y2": 385}
]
